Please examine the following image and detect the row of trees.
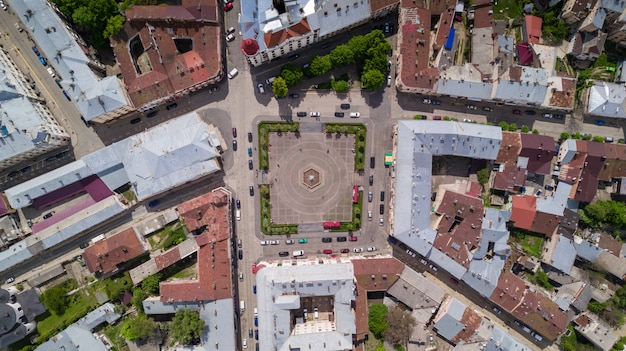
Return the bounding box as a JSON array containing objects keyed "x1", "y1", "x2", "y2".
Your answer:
[{"x1": 272, "y1": 30, "x2": 392, "y2": 96}]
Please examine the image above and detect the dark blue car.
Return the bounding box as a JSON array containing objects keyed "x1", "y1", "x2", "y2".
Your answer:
[{"x1": 254, "y1": 316, "x2": 258, "y2": 326}]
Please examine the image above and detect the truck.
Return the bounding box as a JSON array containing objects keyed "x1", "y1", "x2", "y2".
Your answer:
[{"x1": 384, "y1": 151, "x2": 393, "y2": 166}]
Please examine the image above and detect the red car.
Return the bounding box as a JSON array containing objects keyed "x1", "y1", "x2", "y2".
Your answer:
[
  {"x1": 340, "y1": 248, "x2": 350, "y2": 253},
  {"x1": 232, "y1": 128, "x2": 237, "y2": 137},
  {"x1": 224, "y1": 3, "x2": 233, "y2": 11},
  {"x1": 432, "y1": 116, "x2": 442, "y2": 120},
  {"x1": 251, "y1": 263, "x2": 257, "y2": 274},
  {"x1": 512, "y1": 109, "x2": 522, "y2": 115},
  {"x1": 348, "y1": 236, "x2": 357, "y2": 241},
  {"x1": 323, "y1": 249, "x2": 333, "y2": 254}
]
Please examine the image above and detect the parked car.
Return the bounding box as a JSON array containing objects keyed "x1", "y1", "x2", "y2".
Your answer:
[
  {"x1": 5, "y1": 277, "x2": 14, "y2": 284},
  {"x1": 289, "y1": 93, "x2": 299, "y2": 98},
  {"x1": 249, "y1": 186, "x2": 254, "y2": 196},
  {"x1": 236, "y1": 199, "x2": 241, "y2": 209},
  {"x1": 310, "y1": 112, "x2": 320, "y2": 117},
  {"x1": 368, "y1": 192, "x2": 373, "y2": 202},
  {"x1": 369, "y1": 175, "x2": 374, "y2": 186},
  {"x1": 544, "y1": 185, "x2": 554, "y2": 191},
  {"x1": 379, "y1": 204, "x2": 384, "y2": 215},
  {"x1": 524, "y1": 110, "x2": 536, "y2": 115},
  {"x1": 226, "y1": 33, "x2": 235, "y2": 42},
  {"x1": 232, "y1": 128, "x2": 237, "y2": 137},
  {"x1": 227, "y1": 68, "x2": 238, "y2": 79},
  {"x1": 297, "y1": 111, "x2": 307, "y2": 117},
  {"x1": 130, "y1": 118, "x2": 141, "y2": 125},
  {"x1": 334, "y1": 112, "x2": 345, "y2": 117},
  {"x1": 466, "y1": 105, "x2": 477, "y2": 110},
  {"x1": 432, "y1": 115, "x2": 442, "y2": 120},
  {"x1": 146, "y1": 110, "x2": 158, "y2": 118},
  {"x1": 323, "y1": 249, "x2": 333, "y2": 254},
  {"x1": 285, "y1": 239, "x2": 294, "y2": 245},
  {"x1": 380, "y1": 191, "x2": 385, "y2": 201},
  {"x1": 542, "y1": 113, "x2": 553, "y2": 118},
  {"x1": 340, "y1": 248, "x2": 350, "y2": 253},
  {"x1": 248, "y1": 148, "x2": 253, "y2": 157},
  {"x1": 298, "y1": 238, "x2": 308, "y2": 243},
  {"x1": 354, "y1": 248, "x2": 364, "y2": 253},
  {"x1": 79, "y1": 242, "x2": 89, "y2": 249},
  {"x1": 270, "y1": 240, "x2": 279, "y2": 245},
  {"x1": 248, "y1": 160, "x2": 253, "y2": 170},
  {"x1": 257, "y1": 83, "x2": 265, "y2": 94},
  {"x1": 266, "y1": 77, "x2": 276, "y2": 85},
  {"x1": 350, "y1": 112, "x2": 360, "y2": 118},
  {"x1": 423, "y1": 98, "x2": 431, "y2": 104},
  {"x1": 370, "y1": 157, "x2": 375, "y2": 169},
  {"x1": 432, "y1": 100, "x2": 441, "y2": 105},
  {"x1": 349, "y1": 236, "x2": 357, "y2": 241},
  {"x1": 512, "y1": 109, "x2": 522, "y2": 115},
  {"x1": 554, "y1": 114, "x2": 565, "y2": 120},
  {"x1": 248, "y1": 132, "x2": 253, "y2": 142},
  {"x1": 238, "y1": 250, "x2": 243, "y2": 260},
  {"x1": 337, "y1": 237, "x2": 347, "y2": 242},
  {"x1": 223, "y1": 2, "x2": 233, "y2": 11},
  {"x1": 232, "y1": 140, "x2": 238, "y2": 151},
  {"x1": 322, "y1": 237, "x2": 332, "y2": 243},
  {"x1": 226, "y1": 26, "x2": 236, "y2": 34},
  {"x1": 483, "y1": 106, "x2": 493, "y2": 111},
  {"x1": 341, "y1": 103, "x2": 350, "y2": 109},
  {"x1": 279, "y1": 251, "x2": 289, "y2": 257},
  {"x1": 31, "y1": 46, "x2": 40, "y2": 55},
  {"x1": 367, "y1": 247, "x2": 376, "y2": 252}
]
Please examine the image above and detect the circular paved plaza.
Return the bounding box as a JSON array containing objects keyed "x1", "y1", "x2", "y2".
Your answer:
[{"x1": 267, "y1": 131, "x2": 358, "y2": 224}]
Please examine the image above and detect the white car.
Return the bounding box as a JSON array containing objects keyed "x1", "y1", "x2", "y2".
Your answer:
[
  {"x1": 226, "y1": 26, "x2": 236, "y2": 34},
  {"x1": 423, "y1": 98, "x2": 432, "y2": 104},
  {"x1": 379, "y1": 218, "x2": 384, "y2": 226},
  {"x1": 226, "y1": 33, "x2": 235, "y2": 42},
  {"x1": 542, "y1": 113, "x2": 553, "y2": 118},
  {"x1": 285, "y1": 239, "x2": 294, "y2": 245},
  {"x1": 227, "y1": 68, "x2": 238, "y2": 79},
  {"x1": 353, "y1": 248, "x2": 364, "y2": 253},
  {"x1": 367, "y1": 246, "x2": 376, "y2": 252},
  {"x1": 260, "y1": 240, "x2": 269, "y2": 246},
  {"x1": 310, "y1": 112, "x2": 320, "y2": 117},
  {"x1": 270, "y1": 240, "x2": 280, "y2": 245},
  {"x1": 242, "y1": 338, "x2": 247, "y2": 349},
  {"x1": 350, "y1": 112, "x2": 360, "y2": 118},
  {"x1": 257, "y1": 83, "x2": 265, "y2": 94},
  {"x1": 4, "y1": 277, "x2": 14, "y2": 284},
  {"x1": 466, "y1": 105, "x2": 477, "y2": 110},
  {"x1": 463, "y1": 118, "x2": 474, "y2": 123},
  {"x1": 387, "y1": 75, "x2": 392, "y2": 87},
  {"x1": 0, "y1": 3, "x2": 6, "y2": 10}
]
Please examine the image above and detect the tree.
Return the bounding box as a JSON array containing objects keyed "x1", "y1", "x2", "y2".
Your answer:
[
  {"x1": 477, "y1": 168, "x2": 490, "y2": 185},
  {"x1": 40, "y1": 285, "x2": 68, "y2": 315},
  {"x1": 171, "y1": 309, "x2": 205, "y2": 345},
  {"x1": 588, "y1": 300, "x2": 607, "y2": 313},
  {"x1": 535, "y1": 269, "x2": 553, "y2": 290},
  {"x1": 280, "y1": 64, "x2": 303, "y2": 87},
  {"x1": 521, "y1": 125, "x2": 530, "y2": 133},
  {"x1": 142, "y1": 273, "x2": 161, "y2": 295},
  {"x1": 368, "y1": 303, "x2": 388, "y2": 339},
  {"x1": 384, "y1": 306, "x2": 416, "y2": 346},
  {"x1": 329, "y1": 44, "x2": 354, "y2": 67},
  {"x1": 347, "y1": 35, "x2": 370, "y2": 63},
  {"x1": 332, "y1": 80, "x2": 350, "y2": 93},
  {"x1": 104, "y1": 15, "x2": 125, "y2": 39},
  {"x1": 508, "y1": 123, "x2": 518, "y2": 131},
  {"x1": 120, "y1": 314, "x2": 156, "y2": 341},
  {"x1": 309, "y1": 55, "x2": 332, "y2": 76},
  {"x1": 498, "y1": 121, "x2": 509, "y2": 130},
  {"x1": 581, "y1": 200, "x2": 626, "y2": 229},
  {"x1": 361, "y1": 69, "x2": 385, "y2": 90},
  {"x1": 131, "y1": 287, "x2": 147, "y2": 312},
  {"x1": 363, "y1": 55, "x2": 388, "y2": 75},
  {"x1": 532, "y1": 129, "x2": 539, "y2": 135},
  {"x1": 271, "y1": 77, "x2": 288, "y2": 98},
  {"x1": 560, "y1": 132, "x2": 570, "y2": 140},
  {"x1": 593, "y1": 136, "x2": 605, "y2": 142}
]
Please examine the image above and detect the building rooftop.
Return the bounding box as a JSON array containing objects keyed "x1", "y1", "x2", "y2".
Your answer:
[
  {"x1": 256, "y1": 261, "x2": 356, "y2": 351},
  {"x1": 83, "y1": 228, "x2": 148, "y2": 277},
  {"x1": 519, "y1": 133, "x2": 556, "y2": 175},
  {"x1": 587, "y1": 81, "x2": 626, "y2": 119},
  {"x1": 387, "y1": 266, "x2": 446, "y2": 310},
  {"x1": 574, "y1": 314, "x2": 618, "y2": 351},
  {"x1": 524, "y1": 15, "x2": 543, "y2": 44}
]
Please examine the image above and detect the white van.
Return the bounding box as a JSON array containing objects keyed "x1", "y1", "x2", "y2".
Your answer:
[
  {"x1": 47, "y1": 67, "x2": 55, "y2": 77},
  {"x1": 293, "y1": 250, "x2": 304, "y2": 257},
  {"x1": 266, "y1": 76, "x2": 276, "y2": 85},
  {"x1": 240, "y1": 300, "x2": 245, "y2": 312},
  {"x1": 236, "y1": 210, "x2": 241, "y2": 221},
  {"x1": 228, "y1": 68, "x2": 238, "y2": 79}
]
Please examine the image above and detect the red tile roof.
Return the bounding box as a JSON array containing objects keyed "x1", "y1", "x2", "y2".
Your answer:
[
  {"x1": 515, "y1": 289, "x2": 568, "y2": 341},
  {"x1": 155, "y1": 247, "x2": 182, "y2": 270},
  {"x1": 519, "y1": 134, "x2": 556, "y2": 175},
  {"x1": 178, "y1": 190, "x2": 230, "y2": 241},
  {"x1": 496, "y1": 132, "x2": 522, "y2": 166},
  {"x1": 435, "y1": 8, "x2": 455, "y2": 48},
  {"x1": 490, "y1": 272, "x2": 527, "y2": 312},
  {"x1": 524, "y1": 15, "x2": 543, "y2": 44},
  {"x1": 160, "y1": 189, "x2": 232, "y2": 303},
  {"x1": 111, "y1": 2, "x2": 221, "y2": 109},
  {"x1": 264, "y1": 19, "x2": 312, "y2": 48},
  {"x1": 352, "y1": 258, "x2": 404, "y2": 341},
  {"x1": 398, "y1": 4, "x2": 438, "y2": 91},
  {"x1": 473, "y1": 6, "x2": 493, "y2": 29},
  {"x1": 510, "y1": 196, "x2": 536, "y2": 230},
  {"x1": 492, "y1": 165, "x2": 527, "y2": 191},
  {"x1": 530, "y1": 212, "x2": 560, "y2": 236},
  {"x1": 434, "y1": 191, "x2": 484, "y2": 268},
  {"x1": 371, "y1": 0, "x2": 401, "y2": 13},
  {"x1": 598, "y1": 233, "x2": 623, "y2": 257},
  {"x1": 549, "y1": 76, "x2": 576, "y2": 108},
  {"x1": 453, "y1": 307, "x2": 483, "y2": 343},
  {"x1": 83, "y1": 228, "x2": 147, "y2": 276}
]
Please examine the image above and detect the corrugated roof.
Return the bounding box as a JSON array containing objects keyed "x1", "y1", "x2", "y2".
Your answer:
[{"x1": 587, "y1": 81, "x2": 626, "y2": 119}]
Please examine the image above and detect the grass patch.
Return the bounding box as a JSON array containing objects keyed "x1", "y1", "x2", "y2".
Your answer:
[
  {"x1": 103, "y1": 322, "x2": 130, "y2": 351},
  {"x1": 324, "y1": 123, "x2": 367, "y2": 171},
  {"x1": 258, "y1": 122, "x2": 300, "y2": 171},
  {"x1": 511, "y1": 229, "x2": 544, "y2": 258},
  {"x1": 492, "y1": 0, "x2": 524, "y2": 20},
  {"x1": 35, "y1": 289, "x2": 98, "y2": 344},
  {"x1": 89, "y1": 271, "x2": 133, "y2": 301},
  {"x1": 259, "y1": 184, "x2": 299, "y2": 235},
  {"x1": 147, "y1": 222, "x2": 186, "y2": 251}
]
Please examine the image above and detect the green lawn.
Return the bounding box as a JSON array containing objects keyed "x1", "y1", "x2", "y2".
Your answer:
[
  {"x1": 36, "y1": 289, "x2": 98, "y2": 343},
  {"x1": 511, "y1": 230, "x2": 544, "y2": 258},
  {"x1": 89, "y1": 271, "x2": 133, "y2": 301},
  {"x1": 492, "y1": 0, "x2": 524, "y2": 20}
]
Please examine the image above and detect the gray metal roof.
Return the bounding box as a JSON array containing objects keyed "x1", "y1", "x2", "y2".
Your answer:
[
  {"x1": 548, "y1": 235, "x2": 577, "y2": 274},
  {"x1": 256, "y1": 262, "x2": 355, "y2": 351},
  {"x1": 9, "y1": 0, "x2": 131, "y2": 122},
  {"x1": 434, "y1": 298, "x2": 466, "y2": 341},
  {"x1": 427, "y1": 248, "x2": 468, "y2": 279},
  {"x1": 536, "y1": 182, "x2": 576, "y2": 216},
  {"x1": 5, "y1": 160, "x2": 92, "y2": 209},
  {"x1": 387, "y1": 266, "x2": 446, "y2": 309},
  {"x1": 494, "y1": 67, "x2": 549, "y2": 104},
  {"x1": 35, "y1": 325, "x2": 107, "y2": 351},
  {"x1": 436, "y1": 79, "x2": 494, "y2": 100},
  {"x1": 586, "y1": 81, "x2": 626, "y2": 119},
  {"x1": 0, "y1": 241, "x2": 32, "y2": 274},
  {"x1": 484, "y1": 324, "x2": 533, "y2": 351},
  {"x1": 75, "y1": 303, "x2": 120, "y2": 332},
  {"x1": 143, "y1": 298, "x2": 235, "y2": 351},
  {"x1": 573, "y1": 238, "x2": 602, "y2": 262}
]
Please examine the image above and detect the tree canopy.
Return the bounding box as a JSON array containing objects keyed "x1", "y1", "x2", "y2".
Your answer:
[
  {"x1": 332, "y1": 80, "x2": 350, "y2": 93},
  {"x1": 51, "y1": 0, "x2": 120, "y2": 47},
  {"x1": 329, "y1": 44, "x2": 355, "y2": 66},
  {"x1": 361, "y1": 70, "x2": 385, "y2": 90},
  {"x1": 477, "y1": 168, "x2": 489, "y2": 185},
  {"x1": 368, "y1": 303, "x2": 388, "y2": 339},
  {"x1": 120, "y1": 314, "x2": 156, "y2": 341},
  {"x1": 142, "y1": 273, "x2": 161, "y2": 295},
  {"x1": 271, "y1": 77, "x2": 289, "y2": 98},
  {"x1": 310, "y1": 55, "x2": 333, "y2": 76},
  {"x1": 40, "y1": 285, "x2": 69, "y2": 315},
  {"x1": 280, "y1": 64, "x2": 304, "y2": 87},
  {"x1": 384, "y1": 306, "x2": 416, "y2": 346},
  {"x1": 171, "y1": 309, "x2": 205, "y2": 345},
  {"x1": 580, "y1": 200, "x2": 626, "y2": 229}
]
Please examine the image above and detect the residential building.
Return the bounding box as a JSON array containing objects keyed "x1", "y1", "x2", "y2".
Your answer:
[
  {"x1": 573, "y1": 314, "x2": 618, "y2": 351},
  {"x1": 10, "y1": 0, "x2": 134, "y2": 123},
  {"x1": 256, "y1": 260, "x2": 357, "y2": 351},
  {"x1": 585, "y1": 81, "x2": 626, "y2": 119},
  {"x1": 239, "y1": 0, "x2": 397, "y2": 66},
  {"x1": 0, "y1": 42, "x2": 69, "y2": 170},
  {"x1": 568, "y1": 30, "x2": 607, "y2": 62},
  {"x1": 560, "y1": 0, "x2": 598, "y2": 25},
  {"x1": 83, "y1": 227, "x2": 149, "y2": 278},
  {"x1": 519, "y1": 133, "x2": 557, "y2": 175},
  {"x1": 0, "y1": 287, "x2": 43, "y2": 348},
  {"x1": 522, "y1": 15, "x2": 543, "y2": 44},
  {"x1": 36, "y1": 303, "x2": 120, "y2": 351},
  {"x1": 433, "y1": 296, "x2": 482, "y2": 345},
  {"x1": 111, "y1": 0, "x2": 223, "y2": 111},
  {"x1": 509, "y1": 182, "x2": 575, "y2": 236}
]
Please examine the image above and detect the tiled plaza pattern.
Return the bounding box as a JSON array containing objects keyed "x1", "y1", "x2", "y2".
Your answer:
[{"x1": 267, "y1": 131, "x2": 358, "y2": 224}]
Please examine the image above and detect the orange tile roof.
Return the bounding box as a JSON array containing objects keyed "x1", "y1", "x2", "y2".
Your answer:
[
  {"x1": 160, "y1": 189, "x2": 233, "y2": 303},
  {"x1": 473, "y1": 6, "x2": 493, "y2": 29},
  {"x1": 490, "y1": 272, "x2": 527, "y2": 312},
  {"x1": 371, "y1": 0, "x2": 400, "y2": 13},
  {"x1": 83, "y1": 228, "x2": 147, "y2": 276},
  {"x1": 111, "y1": 3, "x2": 221, "y2": 109},
  {"x1": 510, "y1": 196, "x2": 536, "y2": 230},
  {"x1": 178, "y1": 190, "x2": 230, "y2": 241},
  {"x1": 496, "y1": 132, "x2": 522, "y2": 166},
  {"x1": 524, "y1": 15, "x2": 543, "y2": 44},
  {"x1": 398, "y1": 4, "x2": 438, "y2": 91},
  {"x1": 264, "y1": 19, "x2": 312, "y2": 48},
  {"x1": 453, "y1": 307, "x2": 483, "y2": 343},
  {"x1": 155, "y1": 247, "x2": 181, "y2": 270},
  {"x1": 435, "y1": 8, "x2": 455, "y2": 47}
]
